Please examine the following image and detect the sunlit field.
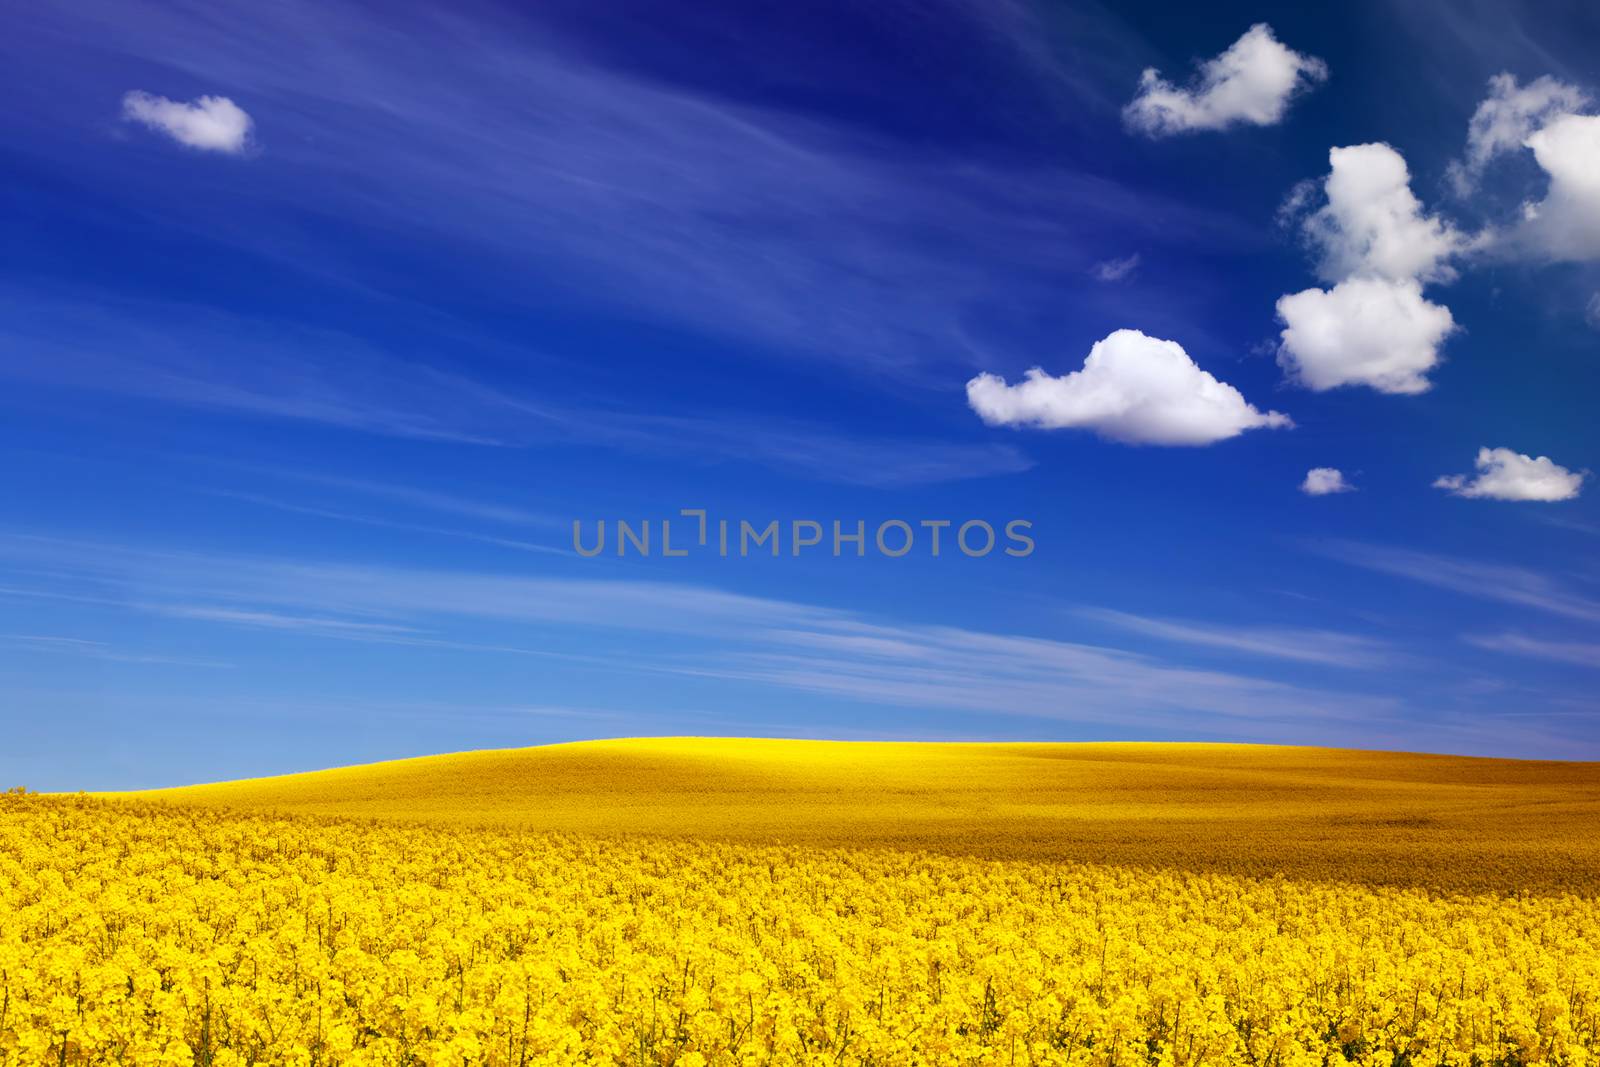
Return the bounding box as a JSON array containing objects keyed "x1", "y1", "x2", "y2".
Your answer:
[
  {"x1": 129, "y1": 738, "x2": 1600, "y2": 893},
  {"x1": 5, "y1": 739, "x2": 1600, "y2": 1064}
]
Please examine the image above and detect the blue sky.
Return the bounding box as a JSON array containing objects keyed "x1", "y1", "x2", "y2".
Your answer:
[{"x1": 2, "y1": 0, "x2": 1598, "y2": 788}]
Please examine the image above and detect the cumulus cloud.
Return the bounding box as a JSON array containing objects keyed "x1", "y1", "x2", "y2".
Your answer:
[
  {"x1": 1300, "y1": 468, "x2": 1353, "y2": 495},
  {"x1": 1124, "y1": 24, "x2": 1326, "y2": 137},
  {"x1": 1090, "y1": 254, "x2": 1140, "y2": 282},
  {"x1": 966, "y1": 328, "x2": 1291, "y2": 446},
  {"x1": 1275, "y1": 278, "x2": 1455, "y2": 395},
  {"x1": 1519, "y1": 112, "x2": 1600, "y2": 261},
  {"x1": 1449, "y1": 73, "x2": 1588, "y2": 193},
  {"x1": 1446, "y1": 75, "x2": 1600, "y2": 265},
  {"x1": 121, "y1": 91, "x2": 253, "y2": 153},
  {"x1": 1276, "y1": 144, "x2": 1464, "y2": 395},
  {"x1": 1433, "y1": 447, "x2": 1586, "y2": 501},
  {"x1": 1300, "y1": 144, "x2": 1467, "y2": 285}
]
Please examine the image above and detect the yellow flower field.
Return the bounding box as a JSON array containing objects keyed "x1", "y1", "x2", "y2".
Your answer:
[{"x1": 5, "y1": 740, "x2": 1600, "y2": 1065}]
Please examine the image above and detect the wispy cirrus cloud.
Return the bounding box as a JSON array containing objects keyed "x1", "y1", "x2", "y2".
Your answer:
[
  {"x1": 682, "y1": 619, "x2": 1401, "y2": 733},
  {"x1": 1077, "y1": 607, "x2": 1394, "y2": 668},
  {"x1": 206, "y1": 491, "x2": 568, "y2": 557},
  {"x1": 0, "y1": 632, "x2": 230, "y2": 668},
  {"x1": 8, "y1": 0, "x2": 1252, "y2": 382},
  {"x1": 0, "y1": 532, "x2": 1402, "y2": 736},
  {"x1": 550, "y1": 411, "x2": 1037, "y2": 488},
  {"x1": 1318, "y1": 541, "x2": 1600, "y2": 623},
  {"x1": 0, "y1": 292, "x2": 1029, "y2": 487},
  {"x1": 145, "y1": 605, "x2": 422, "y2": 636},
  {"x1": 0, "y1": 292, "x2": 514, "y2": 446},
  {"x1": 249, "y1": 470, "x2": 560, "y2": 527},
  {"x1": 1465, "y1": 632, "x2": 1600, "y2": 668},
  {"x1": 2, "y1": 0, "x2": 1258, "y2": 496}
]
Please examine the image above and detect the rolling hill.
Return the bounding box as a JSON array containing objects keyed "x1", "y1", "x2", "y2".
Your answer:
[{"x1": 121, "y1": 737, "x2": 1600, "y2": 892}]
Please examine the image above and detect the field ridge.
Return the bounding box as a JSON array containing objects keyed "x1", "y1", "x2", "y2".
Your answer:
[{"x1": 115, "y1": 737, "x2": 1600, "y2": 893}]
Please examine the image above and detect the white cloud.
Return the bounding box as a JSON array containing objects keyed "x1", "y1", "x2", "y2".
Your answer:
[
  {"x1": 1301, "y1": 144, "x2": 1466, "y2": 285},
  {"x1": 1447, "y1": 75, "x2": 1600, "y2": 265},
  {"x1": 121, "y1": 91, "x2": 253, "y2": 153},
  {"x1": 1519, "y1": 112, "x2": 1600, "y2": 261},
  {"x1": 1275, "y1": 277, "x2": 1455, "y2": 395},
  {"x1": 1090, "y1": 254, "x2": 1140, "y2": 281},
  {"x1": 1300, "y1": 467, "x2": 1353, "y2": 495},
  {"x1": 966, "y1": 328, "x2": 1291, "y2": 446},
  {"x1": 1449, "y1": 73, "x2": 1588, "y2": 193},
  {"x1": 1124, "y1": 24, "x2": 1326, "y2": 136},
  {"x1": 1275, "y1": 145, "x2": 1465, "y2": 395},
  {"x1": 1433, "y1": 447, "x2": 1586, "y2": 501}
]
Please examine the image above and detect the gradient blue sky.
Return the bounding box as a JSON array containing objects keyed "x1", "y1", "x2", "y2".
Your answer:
[{"x1": 3, "y1": 0, "x2": 1598, "y2": 789}]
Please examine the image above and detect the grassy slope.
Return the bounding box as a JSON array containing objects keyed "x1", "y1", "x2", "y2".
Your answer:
[{"x1": 121, "y1": 738, "x2": 1600, "y2": 892}]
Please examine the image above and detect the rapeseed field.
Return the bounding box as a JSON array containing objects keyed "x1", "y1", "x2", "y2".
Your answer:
[
  {"x1": 4, "y1": 739, "x2": 1599, "y2": 1065},
  {"x1": 131, "y1": 739, "x2": 1600, "y2": 893}
]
